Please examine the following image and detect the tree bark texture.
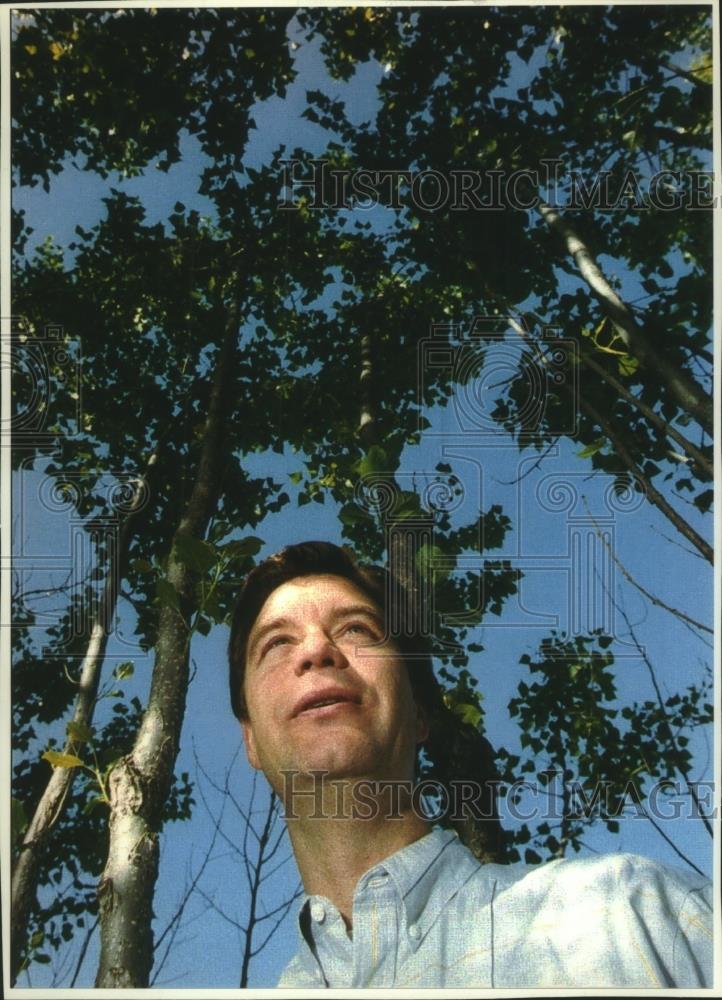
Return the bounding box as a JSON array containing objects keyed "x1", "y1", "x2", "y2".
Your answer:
[
  {"x1": 581, "y1": 394, "x2": 713, "y2": 563},
  {"x1": 537, "y1": 201, "x2": 713, "y2": 438},
  {"x1": 521, "y1": 309, "x2": 712, "y2": 481},
  {"x1": 576, "y1": 342, "x2": 713, "y2": 480},
  {"x1": 508, "y1": 316, "x2": 712, "y2": 564},
  {"x1": 10, "y1": 463, "x2": 153, "y2": 984},
  {"x1": 95, "y1": 305, "x2": 238, "y2": 988}
]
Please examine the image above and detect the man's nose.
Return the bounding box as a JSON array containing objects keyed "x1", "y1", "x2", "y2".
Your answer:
[{"x1": 294, "y1": 631, "x2": 348, "y2": 674}]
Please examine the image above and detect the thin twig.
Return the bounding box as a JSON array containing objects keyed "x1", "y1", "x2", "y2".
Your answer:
[
  {"x1": 582, "y1": 499, "x2": 712, "y2": 636},
  {"x1": 69, "y1": 915, "x2": 99, "y2": 987}
]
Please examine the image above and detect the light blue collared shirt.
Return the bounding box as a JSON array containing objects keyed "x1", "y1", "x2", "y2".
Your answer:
[{"x1": 277, "y1": 828, "x2": 713, "y2": 988}]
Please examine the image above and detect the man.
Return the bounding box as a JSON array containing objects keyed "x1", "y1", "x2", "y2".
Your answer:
[{"x1": 228, "y1": 541, "x2": 714, "y2": 988}]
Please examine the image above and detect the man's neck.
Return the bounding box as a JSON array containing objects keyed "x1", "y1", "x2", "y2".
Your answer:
[{"x1": 286, "y1": 781, "x2": 431, "y2": 932}]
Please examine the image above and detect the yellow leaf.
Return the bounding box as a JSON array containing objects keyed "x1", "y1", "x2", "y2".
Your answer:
[
  {"x1": 24, "y1": 44, "x2": 37, "y2": 55},
  {"x1": 49, "y1": 41, "x2": 64, "y2": 60},
  {"x1": 42, "y1": 750, "x2": 83, "y2": 769}
]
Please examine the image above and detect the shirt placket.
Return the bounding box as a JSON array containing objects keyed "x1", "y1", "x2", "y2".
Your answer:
[
  {"x1": 352, "y1": 872, "x2": 399, "y2": 987},
  {"x1": 307, "y1": 898, "x2": 353, "y2": 987}
]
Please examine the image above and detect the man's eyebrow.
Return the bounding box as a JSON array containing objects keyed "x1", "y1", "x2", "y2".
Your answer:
[{"x1": 333, "y1": 604, "x2": 384, "y2": 625}]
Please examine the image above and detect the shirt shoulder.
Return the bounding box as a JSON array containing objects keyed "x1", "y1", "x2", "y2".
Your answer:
[
  {"x1": 479, "y1": 849, "x2": 709, "y2": 900},
  {"x1": 460, "y1": 851, "x2": 713, "y2": 988}
]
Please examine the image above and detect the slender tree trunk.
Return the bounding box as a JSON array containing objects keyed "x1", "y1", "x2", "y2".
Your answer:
[
  {"x1": 359, "y1": 331, "x2": 377, "y2": 450},
  {"x1": 95, "y1": 305, "x2": 238, "y2": 988},
  {"x1": 537, "y1": 200, "x2": 713, "y2": 437},
  {"x1": 577, "y1": 347, "x2": 713, "y2": 479},
  {"x1": 521, "y1": 310, "x2": 712, "y2": 480},
  {"x1": 508, "y1": 316, "x2": 713, "y2": 563},
  {"x1": 10, "y1": 460, "x2": 154, "y2": 984},
  {"x1": 582, "y1": 394, "x2": 713, "y2": 563}
]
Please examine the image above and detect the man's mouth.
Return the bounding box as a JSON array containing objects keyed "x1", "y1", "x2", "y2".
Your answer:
[{"x1": 292, "y1": 688, "x2": 361, "y2": 718}]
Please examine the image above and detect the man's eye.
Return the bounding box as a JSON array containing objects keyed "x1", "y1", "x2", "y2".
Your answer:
[
  {"x1": 343, "y1": 622, "x2": 376, "y2": 639},
  {"x1": 265, "y1": 636, "x2": 290, "y2": 653}
]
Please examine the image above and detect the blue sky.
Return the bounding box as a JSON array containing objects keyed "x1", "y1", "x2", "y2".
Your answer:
[{"x1": 11, "y1": 9, "x2": 715, "y2": 989}]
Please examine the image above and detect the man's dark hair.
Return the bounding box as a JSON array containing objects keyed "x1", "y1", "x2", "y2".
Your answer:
[{"x1": 228, "y1": 540, "x2": 437, "y2": 722}]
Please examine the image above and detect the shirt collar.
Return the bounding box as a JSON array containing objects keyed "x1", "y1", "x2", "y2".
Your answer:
[{"x1": 294, "y1": 826, "x2": 486, "y2": 958}]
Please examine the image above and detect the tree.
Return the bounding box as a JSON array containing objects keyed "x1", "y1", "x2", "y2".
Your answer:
[
  {"x1": 190, "y1": 761, "x2": 303, "y2": 988},
  {"x1": 294, "y1": 5, "x2": 712, "y2": 553},
  {"x1": 9, "y1": 5, "x2": 713, "y2": 987}
]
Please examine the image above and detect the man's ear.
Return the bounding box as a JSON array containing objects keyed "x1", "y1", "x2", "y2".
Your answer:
[{"x1": 241, "y1": 719, "x2": 261, "y2": 770}]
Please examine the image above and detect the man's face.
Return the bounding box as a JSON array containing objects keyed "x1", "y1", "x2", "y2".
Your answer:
[{"x1": 240, "y1": 574, "x2": 428, "y2": 792}]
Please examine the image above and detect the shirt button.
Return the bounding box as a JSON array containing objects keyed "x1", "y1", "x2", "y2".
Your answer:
[
  {"x1": 408, "y1": 923, "x2": 421, "y2": 940},
  {"x1": 310, "y1": 902, "x2": 326, "y2": 924}
]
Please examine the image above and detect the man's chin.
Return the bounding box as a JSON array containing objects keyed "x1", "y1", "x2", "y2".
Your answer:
[{"x1": 271, "y1": 754, "x2": 373, "y2": 798}]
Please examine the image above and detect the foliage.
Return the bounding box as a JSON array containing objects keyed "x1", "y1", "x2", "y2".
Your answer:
[{"x1": 10, "y1": 4, "x2": 713, "y2": 987}]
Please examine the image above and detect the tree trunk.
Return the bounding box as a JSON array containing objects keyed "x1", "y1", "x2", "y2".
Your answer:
[
  {"x1": 95, "y1": 305, "x2": 238, "y2": 988},
  {"x1": 521, "y1": 310, "x2": 712, "y2": 481},
  {"x1": 537, "y1": 200, "x2": 713, "y2": 437},
  {"x1": 581, "y1": 394, "x2": 713, "y2": 563},
  {"x1": 508, "y1": 316, "x2": 713, "y2": 564},
  {"x1": 359, "y1": 331, "x2": 377, "y2": 450},
  {"x1": 10, "y1": 461, "x2": 153, "y2": 984},
  {"x1": 576, "y1": 343, "x2": 713, "y2": 479}
]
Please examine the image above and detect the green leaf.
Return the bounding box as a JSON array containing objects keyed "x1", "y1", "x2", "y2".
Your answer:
[
  {"x1": 576, "y1": 437, "x2": 606, "y2": 459},
  {"x1": 195, "y1": 615, "x2": 212, "y2": 636},
  {"x1": 202, "y1": 588, "x2": 224, "y2": 621},
  {"x1": 358, "y1": 444, "x2": 388, "y2": 477},
  {"x1": 693, "y1": 489, "x2": 713, "y2": 514},
  {"x1": 416, "y1": 543, "x2": 449, "y2": 580},
  {"x1": 174, "y1": 534, "x2": 216, "y2": 573},
  {"x1": 42, "y1": 750, "x2": 83, "y2": 769},
  {"x1": 115, "y1": 662, "x2": 135, "y2": 680},
  {"x1": 393, "y1": 490, "x2": 422, "y2": 519},
  {"x1": 289, "y1": 470, "x2": 303, "y2": 484},
  {"x1": 83, "y1": 795, "x2": 108, "y2": 815},
  {"x1": 67, "y1": 721, "x2": 93, "y2": 742},
  {"x1": 221, "y1": 536, "x2": 264, "y2": 558},
  {"x1": 11, "y1": 797, "x2": 28, "y2": 845},
  {"x1": 454, "y1": 701, "x2": 483, "y2": 728},
  {"x1": 444, "y1": 689, "x2": 483, "y2": 729},
  {"x1": 338, "y1": 503, "x2": 366, "y2": 526},
  {"x1": 617, "y1": 354, "x2": 639, "y2": 377},
  {"x1": 29, "y1": 930, "x2": 45, "y2": 949}
]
